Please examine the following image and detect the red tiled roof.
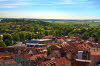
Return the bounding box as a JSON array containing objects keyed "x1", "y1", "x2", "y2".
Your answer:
[
  {"x1": 29, "y1": 54, "x2": 45, "y2": 60},
  {"x1": 5, "y1": 59, "x2": 16, "y2": 64},
  {"x1": 0, "y1": 53, "x2": 15, "y2": 59},
  {"x1": 90, "y1": 49, "x2": 100, "y2": 55},
  {"x1": 41, "y1": 57, "x2": 71, "y2": 65},
  {"x1": 60, "y1": 43, "x2": 90, "y2": 54},
  {"x1": 42, "y1": 35, "x2": 55, "y2": 39},
  {"x1": 57, "y1": 39, "x2": 64, "y2": 42},
  {"x1": 49, "y1": 45, "x2": 61, "y2": 50}
]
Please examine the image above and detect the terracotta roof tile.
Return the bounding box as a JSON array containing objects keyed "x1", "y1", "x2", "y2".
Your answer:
[
  {"x1": 5, "y1": 59, "x2": 16, "y2": 64},
  {"x1": 90, "y1": 49, "x2": 100, "y2": 55}
]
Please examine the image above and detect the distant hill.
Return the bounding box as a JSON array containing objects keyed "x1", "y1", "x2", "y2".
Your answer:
[{"x1": 0, "y1": 18, "x2": 100, "y2": 22}]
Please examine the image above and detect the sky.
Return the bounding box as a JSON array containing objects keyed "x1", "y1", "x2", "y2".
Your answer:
[{"x1": 0, "y1": 0, "x2": 100, "y2": 19}]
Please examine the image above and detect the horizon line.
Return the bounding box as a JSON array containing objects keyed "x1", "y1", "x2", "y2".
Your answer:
[{"x1": 0, "y1": 17, "x2": 100, "y2": 20}]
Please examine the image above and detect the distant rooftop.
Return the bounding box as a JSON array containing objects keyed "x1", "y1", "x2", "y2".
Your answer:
[
  {"x1": 31, "y1": 39, "x2": 52, "y2": 41},
  {"x1": 26, "y1": 43, "x2": 47, "y2": 45},
  {"x1": 75, "y1": 59, "x2": 91, "y2": 62}
]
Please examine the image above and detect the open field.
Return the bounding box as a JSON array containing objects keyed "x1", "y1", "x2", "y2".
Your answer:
[
  {"x1": 1, "y1": 18, "x2": 100, "y2": 26},
  {"x1": 47, "y1": 21, "x2": 100, "y2": 26}
]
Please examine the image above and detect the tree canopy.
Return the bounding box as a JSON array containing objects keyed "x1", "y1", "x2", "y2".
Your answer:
[{"x1": 0, "y1": 19, "x2": 100, "y2": 46}]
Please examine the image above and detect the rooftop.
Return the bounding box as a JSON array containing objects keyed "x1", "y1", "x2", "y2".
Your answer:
[
  {"x1": 90, "y1": 48, "x2": 100, "y2": 56},
  {"x1": 75, "y1": 59, "x2": 91, "y2": 62},
  {"x1": 31, "y1": 39, "x2": 52, "y2": 41},
  {"x1": 26, "y1": 43, "x2": 47, "y2": 45}
]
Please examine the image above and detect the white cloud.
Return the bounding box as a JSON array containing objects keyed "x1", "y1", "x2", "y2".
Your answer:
[
  {"x1": 0, "y1": 0, "x2": 8, "y2": 1},
  {"x1": 0, "y1": 11, "x2": 99, "y2": 19},
  {"x1": 4, "y1": 2, "x2": 32, "y2": 6},
  {"x1": 0, "y1": 1, "x2": 32, "y2": 8},
  {"x1": 0, "y1": 0, "x2": 94, "y2": 8},
  {"x1": 0, "y1": 0, "x2": 42, "y2": 1},
  {"x1": 53, "y1": 0, "x2": 93, "y2": 5},
  {"x1": 0, "y1": 6, "x2": 17, "y2": 8}
]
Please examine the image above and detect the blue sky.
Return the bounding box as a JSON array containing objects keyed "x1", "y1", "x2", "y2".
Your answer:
[{"x1": 0, "y1": 0, "x2": 100, "y2": 19}]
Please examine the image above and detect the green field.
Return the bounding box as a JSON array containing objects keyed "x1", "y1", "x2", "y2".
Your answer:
[
  {"x1": 87, "y1": 22, "x2": 100, "y2": 26},
  {"x1": 47, "y1": 21, "x2": 100, "y2": 26},
  {"x1": 0, "y1": 19, "x2": 2, "y2": 21}
]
